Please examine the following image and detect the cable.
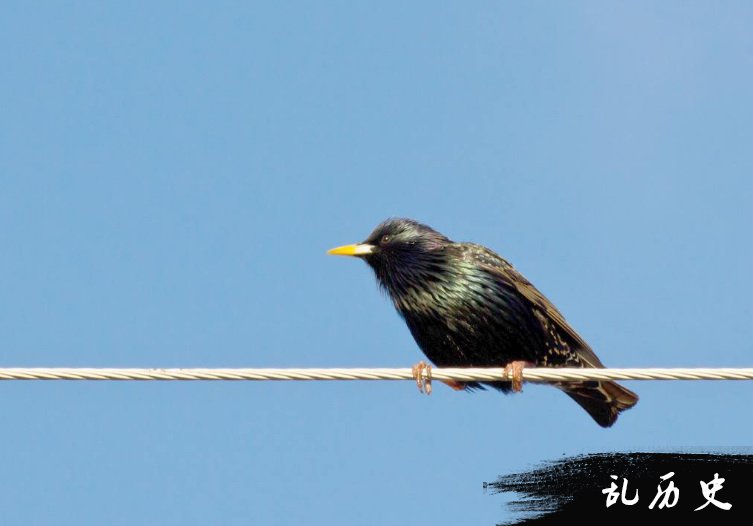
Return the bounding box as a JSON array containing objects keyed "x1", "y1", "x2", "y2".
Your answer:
[{"x1": 0, "y1": 367, "x2": 751, "y2": 382}]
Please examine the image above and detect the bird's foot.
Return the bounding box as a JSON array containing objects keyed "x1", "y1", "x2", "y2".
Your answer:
[
  {"x1": 503, "y1": 361, "x2": 533, "y2": 393},
  {"x1": 411, "y1": 361, "x2": 432, "y2": 395}
]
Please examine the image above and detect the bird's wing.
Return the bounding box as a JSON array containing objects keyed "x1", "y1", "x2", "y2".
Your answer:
[{"x1": 461, "y1": 243, "x2": 605, "y2": 368}]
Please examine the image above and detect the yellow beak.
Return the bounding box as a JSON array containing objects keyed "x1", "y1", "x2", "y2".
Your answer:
[{"x1": 327, "y1": 243, "x2": 375, "y2": 257}]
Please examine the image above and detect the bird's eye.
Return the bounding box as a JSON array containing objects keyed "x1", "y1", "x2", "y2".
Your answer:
[{"x1": 381, "y1": 235, "x2": 391, "y2": 244}]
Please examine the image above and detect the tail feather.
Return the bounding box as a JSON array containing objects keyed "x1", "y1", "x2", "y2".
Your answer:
[{"x1": 559, "y1": 380, "x2": 639, "y2": 428}]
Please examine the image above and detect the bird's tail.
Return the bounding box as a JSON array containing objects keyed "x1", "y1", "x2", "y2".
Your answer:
[{"x1": 558, "y1": 380, "x2": 638, "y2": 428}]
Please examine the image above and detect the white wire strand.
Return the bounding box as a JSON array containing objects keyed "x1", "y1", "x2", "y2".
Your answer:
[{"x1": 0, "y1": 367, "x2": 751, "y2": 382}]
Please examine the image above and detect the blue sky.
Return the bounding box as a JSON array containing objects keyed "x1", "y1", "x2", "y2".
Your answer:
[{"x1": 1, "y1": 2, "x2": 752, "y2": 524}]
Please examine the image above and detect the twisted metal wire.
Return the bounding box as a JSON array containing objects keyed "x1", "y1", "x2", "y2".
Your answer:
[{"x1": 0, "y1": 367, "x2": 751, "y2": 382}]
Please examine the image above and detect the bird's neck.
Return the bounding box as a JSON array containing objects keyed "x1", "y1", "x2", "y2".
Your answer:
[{"x1": 374, "y1": 252, "x2": 461, "y2": 316}]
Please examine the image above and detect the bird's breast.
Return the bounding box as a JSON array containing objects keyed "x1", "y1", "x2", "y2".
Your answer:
[{"x1": 393, "y1": 277, "x2": 549, "y2": 366}]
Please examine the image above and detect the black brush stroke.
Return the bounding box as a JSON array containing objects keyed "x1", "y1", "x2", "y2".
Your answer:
[{"x1": 487, "y1": 452, "x2": 753, "y2": 525}]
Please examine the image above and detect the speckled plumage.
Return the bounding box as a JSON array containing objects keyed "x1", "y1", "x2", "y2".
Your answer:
[{"x1": 339, "y1": 218, "x2": 638, "y2": 427}]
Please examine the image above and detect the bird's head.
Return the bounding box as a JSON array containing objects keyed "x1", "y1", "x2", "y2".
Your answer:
[{"x1": 327, "y1": 218, "x2": 452, "y2": 299}]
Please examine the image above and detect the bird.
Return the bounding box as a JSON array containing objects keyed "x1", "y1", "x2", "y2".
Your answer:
[{"x1": 327, "y1": 218, "x2": 638, "y2": 427}]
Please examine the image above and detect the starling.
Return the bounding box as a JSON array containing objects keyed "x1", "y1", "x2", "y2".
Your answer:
[{"x1": 328, "y1": 218, "x2": 638, "y2": 427}]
